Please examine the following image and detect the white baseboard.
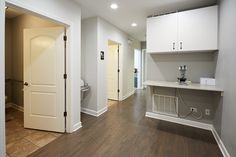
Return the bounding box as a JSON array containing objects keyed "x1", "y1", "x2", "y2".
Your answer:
[
  {"x1": 97, "y1": 106, "x2": 108, "y2": 116},
  {"x1": 122, "y1": 90, "x2": 135, "y2": 100},
  {"x1": 8, "y1": 103, "x2": 24, "y2": 112},
  {"x1": 81, "y1": 108, "x2": 97, "y2": 116},
  {"x1": 72, "y1": 122, "x2": 82, "y2": 132},
  {"x1": 212, "y1": 127, "x2": 231, "y2": 157},
  {"x1": 81, "y1": 106, "x2": 108, "y2": 117},
  {"x1": 146, "y1": 112, "x2": 212, "y2": 130},
  {"x1": 145, "y1": 112, "x2": 231, "y2": 157}
]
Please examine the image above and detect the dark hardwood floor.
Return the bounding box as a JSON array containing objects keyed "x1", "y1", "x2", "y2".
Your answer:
[{"x1": 29, "y1": 90, "x2": 223, "y2": 157}]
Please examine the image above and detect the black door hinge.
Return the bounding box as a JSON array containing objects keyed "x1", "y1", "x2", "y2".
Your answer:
[
  {"x1": 64, "y1": 111, "x2": 67, "y2": 117},
  {"x1": 117, "y1": 89, "x2": 120, "y2": 93},
  {"x1": 63, "y1": 35, "x2": 67, "y2": 41},
  {"x1": 64, "y1": 74, "x2": 67, "y2": 79},
  {"x1": 117, "y1": 69, "x2": 120, "y2": 73}
]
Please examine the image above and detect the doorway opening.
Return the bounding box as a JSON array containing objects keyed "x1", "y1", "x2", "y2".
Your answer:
[
  {"x1": 134, "y1": 49, "x2": 143, "y2": 89},
  {"x1": 5, "y1": 6, "x2": 66, "y2": 156},
  {"x1": 107, "y1": 40, "x2": 120, "y2": 107}
]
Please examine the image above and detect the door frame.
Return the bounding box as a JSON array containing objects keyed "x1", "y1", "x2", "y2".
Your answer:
[
  {"x1": 142, "y1": 49, "x2": 147, "y2": 89},
  {"x1": 5, "y1": 0, "x2": 72, "y2": 130},
  {"x1": 134, "y1": 49, "x2": 142, "y2": 89},
  {"x1": 0, "y1": 1, "x2": 76, "y2": 154},
  {"x1": 1, "y1": 0, "x2": 83, "y2": 154},
  {"x1": 107, "y1": 40, "x2": 121, "y2": 101},
  {"x1": 117, "y1": 44, "x2": 120, "y2": 100}
]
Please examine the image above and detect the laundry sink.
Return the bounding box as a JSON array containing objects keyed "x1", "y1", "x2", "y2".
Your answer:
[
  {"x1": 81, "y1": 84, "x2": 90, "y2": 101},
  {"x1": 81, "y1": 84, "x2": 89, "y2": 92}
]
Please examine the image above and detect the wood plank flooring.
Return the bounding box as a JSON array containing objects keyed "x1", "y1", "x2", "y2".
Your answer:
[{"x1": 29, "y1": 90, "x2": 223, "y2": 157}]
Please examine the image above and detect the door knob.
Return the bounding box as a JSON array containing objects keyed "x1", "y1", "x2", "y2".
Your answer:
[{"x1": 24, "y1": 82, "x2": 29, "y2": 86}]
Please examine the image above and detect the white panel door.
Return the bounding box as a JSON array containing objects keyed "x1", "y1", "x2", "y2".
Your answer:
[
  {"x1": 24, "y1": 27, "x2": 65, "y2": 132},
  {"x1": 107, "y1": 45, "x2": 119, "y2": 100},
  {"x1": 178, "y1": 6, "x2": 218, "y2": 51},
  {"x1": 147, "y1": 13, "x2": 178, "y2": 53}
]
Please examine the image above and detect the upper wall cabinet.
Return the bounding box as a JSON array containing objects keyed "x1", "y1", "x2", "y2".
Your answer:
[
  {"x1": 147, "y1": 13, "x2": 178, "y2": 53},
  {"x1": 147, "y1": 6, "x2": 218, "y2": 53}
]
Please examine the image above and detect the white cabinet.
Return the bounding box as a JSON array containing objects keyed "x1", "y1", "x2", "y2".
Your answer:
[
  {"x1": 147, "y1": 13, "x2": 178, "y2": 53},
  {"x1": 178, "y1": 6, "x2": 218, "y2": 51},
  {"x1": 147, "y1": 6, "x2": 218, "y2": 53}
]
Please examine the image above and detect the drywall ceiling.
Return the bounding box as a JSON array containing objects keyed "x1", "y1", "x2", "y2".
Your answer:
[
  {"x1": 5, "y1": 7, "x2": 25, "y2": 19},
  {"x1": 75, "y1": 0, "x2": 217, "y2": 41}
]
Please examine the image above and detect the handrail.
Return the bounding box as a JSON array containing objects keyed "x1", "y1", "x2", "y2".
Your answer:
[{"x1": 5, "y1": 79, "x2": 23, "y2": 83}]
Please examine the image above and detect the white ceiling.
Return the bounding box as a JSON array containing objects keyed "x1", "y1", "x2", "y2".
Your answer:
[{"x1": 74, "y1": 0, "x2": 217, "y2": 41}]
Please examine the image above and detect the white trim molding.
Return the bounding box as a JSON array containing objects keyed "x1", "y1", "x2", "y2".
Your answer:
[
  {"x1": 146, "y1": 112, "x2": 212, "y2": 130},
  {"x1": 212, "y1": 127, "x2": 231, "y2": 157},
  {"x1": 5, "y1": 0, "x2": 72, "y2": 26},
  {"x1": 72, "y1": 122, "x2": 82, "y2": 132},
  {"x1": 81, "y1": 108, "x2": 97, "y2": 116},
  {"x1": 81, "y1": 106, "x2": 108, "y2": 117},
  {"x1": 97, "y1": 106, "x2": 108, "y2": 116},
  {"x1": 146, "y1": 112, "x2": 231, "y2": 157},
  {"x1": 122, "y1": 90, "x2": 135, "y2": 101}
]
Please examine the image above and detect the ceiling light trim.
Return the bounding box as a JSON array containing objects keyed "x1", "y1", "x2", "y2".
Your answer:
[
  {"x1": 131, "y1": 23, "x2": 137, "y2": 27},
  {"x1": 110, "y1": 3, "x2": 118, "y2": 10}
]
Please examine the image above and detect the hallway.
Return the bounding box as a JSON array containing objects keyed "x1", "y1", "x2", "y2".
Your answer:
[{"x1": 29, "y1": 90, "x2": 222, "y2": 157}]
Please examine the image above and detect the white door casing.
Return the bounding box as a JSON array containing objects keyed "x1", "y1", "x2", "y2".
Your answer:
[
  {"x1": 24, "y1": 27, "x2": 65, "y2": 132},
  {"x1": 107, "y1": 44, "x2": 119, "y2": 100},
  {"x1": 134, "y1": 49, "x2": 142, "y2": 89}
]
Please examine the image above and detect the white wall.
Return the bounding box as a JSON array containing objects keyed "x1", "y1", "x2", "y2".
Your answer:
[
  {"x1": 81, "y1": 17, "x2": 140, "y2": 114},
  {"x1": 134, "y1": 49, "x2": 142, "y2": 89},
  {"x1": 214, "y1": 0, "x2": 236, "y2": 156},
  {"x1": 97, "y1": 17, "x2": 140, "y2": 110},
  {"x1": 81, "y1": 17, "x2": 98, "y2": 111},
  {"x1": 1, "y1": 0, "x2": 82, "y2": 155},
  {"x1": 146, "y1": 52, "x2": 217, "y2": 83}
]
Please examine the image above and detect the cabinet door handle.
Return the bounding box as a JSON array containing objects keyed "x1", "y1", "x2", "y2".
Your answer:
[
  {"x1": 180, "y1": 42, "x2": 183, "y2": 50},
  {"x1": 173, "y1": 42, "x2": 175, "y2": 50}
]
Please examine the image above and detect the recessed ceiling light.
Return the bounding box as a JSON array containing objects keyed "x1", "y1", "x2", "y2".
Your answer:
[
  {"x1": 110, "y1": 3, "x2": 118, "y2": 10},
  {"x1": 131, "y1": 23, "x2": 137, "y2": 27},
  {"x1": 5, "y1": 6, "x2": 8, "y2": 10}
]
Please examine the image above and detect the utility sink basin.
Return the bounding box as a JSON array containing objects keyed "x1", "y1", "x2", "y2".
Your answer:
[
  {"x1": 81, "y1": 84, "x2": 90, "y2": 101},
  {"x1": 81, "y1": 85, "x2": 90, "y2": 92}
]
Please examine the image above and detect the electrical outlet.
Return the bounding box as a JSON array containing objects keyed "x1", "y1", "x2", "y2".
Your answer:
[
  {"x1": 205, "y1": 109, "x2": 210, "y2": 116},
  {"x1": 190, "y1": 107, "x2": 197, "y2": 112}
]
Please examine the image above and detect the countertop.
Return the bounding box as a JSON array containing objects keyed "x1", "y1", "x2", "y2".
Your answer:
[{"x1": 143, "y1": 80, "x2": 224, "y2": 92}]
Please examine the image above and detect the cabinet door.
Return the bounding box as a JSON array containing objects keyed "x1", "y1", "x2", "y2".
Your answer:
[
  {"x1": 147, "y1": 13, "x2": 178, "y2": 53},
  {"x1": 178, "y1": 6, "x2": 218, "y2": 52}
]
